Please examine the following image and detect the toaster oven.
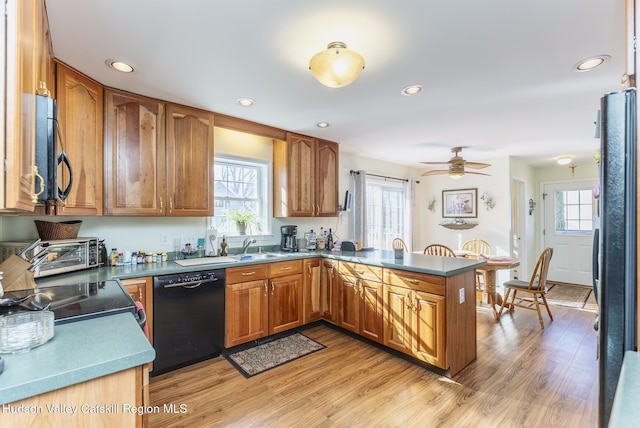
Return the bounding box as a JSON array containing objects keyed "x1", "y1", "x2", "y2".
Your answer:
[{"x1": 31, "y1": 237, "x2": 99, "y2": 278}]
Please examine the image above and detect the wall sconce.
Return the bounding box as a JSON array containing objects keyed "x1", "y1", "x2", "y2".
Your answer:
[
  {"x1": 529, "y1": 198, "x2": 536, "y2": 215},
  {"x1": 309, "y1": 41, "x2": 365, "y2": 88},
  {"x1": 480, "y1": 191, "x2": 495, "y2": 211}
]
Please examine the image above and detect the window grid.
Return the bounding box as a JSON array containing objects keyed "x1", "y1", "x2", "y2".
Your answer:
[
  {"x1": 554, "y1": 189, "x2": 593, "y2": 233},
  {"x1": 213, "y1": 158, "x2": 268, "y2": 236},
  {"x1": 366, "y1": 180, "x2": 405, "y2": 250}
]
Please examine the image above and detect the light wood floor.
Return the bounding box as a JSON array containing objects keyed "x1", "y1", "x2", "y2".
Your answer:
[{"x1": 149, "y1": 301, "x2": 599, "y2": 428}]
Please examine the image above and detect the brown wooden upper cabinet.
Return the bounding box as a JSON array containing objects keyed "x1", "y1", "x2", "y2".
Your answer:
[
  {"x1": 55, "y1": 62, "x2": 104, "y2": 216},
  {"x1": 273, "y1": 133, "x2": 339, "y2": 217},
  {"x1": 104, "y1": 91, "x2": 214, "y2": 216},
  {"x1": 166, "y1": 104, "x2": 215, "y2": 216},
  {"x1": 1, "y1": 0, "x2": 45, "y2": 212},
  {"x1": 104, "y1": 89, "x2": 166, "y2": 216}
]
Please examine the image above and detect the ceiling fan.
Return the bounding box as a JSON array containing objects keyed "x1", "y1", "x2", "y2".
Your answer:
[{"x1": 421, "y1": 147, "x2": 491, "y2": 178}]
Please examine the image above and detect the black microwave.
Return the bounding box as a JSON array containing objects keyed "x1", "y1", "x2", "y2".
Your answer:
[{"x1": 35, "y1": 94, "x2": 73, "y2": 203}]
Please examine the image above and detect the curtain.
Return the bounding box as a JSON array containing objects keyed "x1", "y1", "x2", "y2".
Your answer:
[
  {"x1": 404, "y1": 179, "x2": 418, "y2": 252},
  {"x1": 353, "y1": 170, "x2": 368, "y2": 247}
]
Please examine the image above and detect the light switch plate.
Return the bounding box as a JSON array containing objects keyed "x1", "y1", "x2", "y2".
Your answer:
[
  {"x1": 181, "y1": 234, "x2": 200, "y2": 251},
  {"x1": 459, "y1": 288, "x2": 465, "y2": 304}
]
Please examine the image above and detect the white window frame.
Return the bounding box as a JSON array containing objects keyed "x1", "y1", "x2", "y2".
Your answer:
[
  {"x1": 211, "y1": 155, "x2": 272, "y2": 241},
  {"x1": 365, "y1": 177, "x2": 409, "y2": 250},
  {"x1": 553, "y1": 188, "x2": 594, "y2": 235}
]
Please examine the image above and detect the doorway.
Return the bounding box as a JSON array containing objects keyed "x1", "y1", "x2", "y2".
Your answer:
[{"x1": 542, "y1": 180, "x2": 598, "y2": 286}]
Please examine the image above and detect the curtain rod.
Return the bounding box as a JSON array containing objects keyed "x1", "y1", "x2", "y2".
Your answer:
[{"x1": 349, "y1": 170, "x2": 410, "y2": 183}]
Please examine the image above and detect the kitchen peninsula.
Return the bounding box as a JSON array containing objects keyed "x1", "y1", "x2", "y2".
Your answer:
[{"x1": 0, "y1": 249, "x2": 482, "y2": 424}]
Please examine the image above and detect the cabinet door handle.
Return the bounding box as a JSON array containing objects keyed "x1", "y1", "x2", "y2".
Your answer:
[
  {"x1": 31, "y1": 166, "x2": 45, "y2": 203},
  {"x1": 241, "y1": 271, "x2": 256, "y2": 276},
  {"x1": 401, "y1": 277, "x2": 419, "y2": 284},
  {"x1": 159, "y1": 197, "x2": 163, "y2": 210},
  {"x1": 264, "y1": 282, "x2": 268, "y2": 296},
  {"x1": 355, "y1": 270, "x2": 365, "y2": 275},
  {"x1": 280, "y1": 266, "x2": 292, "y2": 271},
  {"x1": 405, "y1": 291, "x2": 413, "y2": 309},
  {"x1": 271, "y1": 280, "x2": 275, "y2": 294},
  {"x1": 169, "y1": 197, "x2": 173, "y2": 212}
]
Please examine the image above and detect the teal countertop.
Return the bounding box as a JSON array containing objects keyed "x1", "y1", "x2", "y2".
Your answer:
[
  {"x1": 38, "y1": 249, "x2": 486, "y2": 286},
  {"x1": 0, "y1": 312, "x2": 155, "y2": 405},
  {"x1": 609, "y1": 350, "x2": 640, "y2": 427},
  {"x1": 8, "y1": 248, "x2": 481, "y2": 404}
]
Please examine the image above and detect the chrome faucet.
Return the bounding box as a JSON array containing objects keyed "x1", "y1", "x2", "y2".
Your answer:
[{"x1": 242, "y1": 237, "x2": 257, "y2": 254}]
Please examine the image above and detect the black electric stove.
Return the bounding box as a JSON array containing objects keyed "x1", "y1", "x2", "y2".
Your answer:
[{"x1": 0, "y1": 280, "x2": 137, "y2": 325}]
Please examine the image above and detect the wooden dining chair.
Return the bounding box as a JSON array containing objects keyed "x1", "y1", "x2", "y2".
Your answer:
[
  {"x1": 497, "y1": 247, "x2": 554, "y2": 329},
  {"x1": 423, "y1": 244, "x2": 456, "y2": 257},
  {"x1": 462, "y1": 239, "x2": 491, "y2": 302},
  {"x1": 392, "y1": 238, "x2": 408, "y2": 252}
]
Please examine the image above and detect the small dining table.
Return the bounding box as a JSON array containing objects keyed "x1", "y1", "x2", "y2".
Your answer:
[{"x1": 454, "y1": 251, "x2": 520, "y2": 318}]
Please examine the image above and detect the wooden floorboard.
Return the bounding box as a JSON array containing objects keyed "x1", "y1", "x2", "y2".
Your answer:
[{"x1": 149, "y1": 303, "x2": 599, "y2": 428}]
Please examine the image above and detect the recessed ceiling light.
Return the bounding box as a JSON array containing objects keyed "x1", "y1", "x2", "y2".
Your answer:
[
  {"x1": 401, "y1": 84, "x2": 423, "y2": 96},
  {"x1": 575, "y1": 55, "x2": 610, "y2": 71},
  {"x1": 316, "y1": 122, "x2": 330, "y2": 128},
  {"x1": 106, "y1": 59, "x2": 134, "y2": 73},
  {"x1": 557, "y1": 156, "x2": 572, "y2": 165},
  {"x1": 236, "y1": 98, "x2": 255, "y2": 107}
]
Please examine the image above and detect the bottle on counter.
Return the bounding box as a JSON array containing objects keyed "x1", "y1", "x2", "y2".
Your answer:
[
  {"x1": 326, "y1": 228, "x2": 334, "y2": 251},
  {"x1": 109, "y1": 248, "x2": 118, "y2": 266},
  {"x1": 220, "y1": 236, "x2": 228, "y2": 256}
]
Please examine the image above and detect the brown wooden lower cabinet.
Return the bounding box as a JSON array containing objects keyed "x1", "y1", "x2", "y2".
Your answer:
[
  {"x1": 225, "y1": 260, "x2": 303, "y2": 347},
  {"x1": 225, "y1": 258, "x2": 476, "y2": 375},
  {"x1": 5, "y1": 367, "x2": 147, "y2": 427},
  {"x1": 121, "y1": 277, "x2": 153, "y2": 346},
  {"x1": 225, "y1": 264, "x2": 269, "y2": 348},
  {"x1": 383, "y1": 283, "x2": 445, "y2": 368},
  {"x1": 337, "y1": 262, "x2": 384, "y2": 344}
]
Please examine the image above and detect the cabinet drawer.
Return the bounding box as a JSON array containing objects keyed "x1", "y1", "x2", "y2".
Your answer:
[
  {"x1": 227, "y1": 264, "x2": 269, "y2": 283},
  {"x1": 384, "y1": 269, "x2": 446, "y2": 296},
  {"x1": 339, "y1": 262, "x2": 382, "y2": 282},
  {"x1": 268, "y1": 259, "x2": 302, "y2": 277}
]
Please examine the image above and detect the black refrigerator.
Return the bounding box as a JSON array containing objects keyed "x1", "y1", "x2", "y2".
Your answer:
[{"x1": 598, "y1": 88, "x2": 638, "y2": 427}]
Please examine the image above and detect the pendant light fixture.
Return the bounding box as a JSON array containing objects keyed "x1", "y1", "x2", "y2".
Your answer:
[{"x1": 309, "y1": 42, "x2": 364, "y2": 88}]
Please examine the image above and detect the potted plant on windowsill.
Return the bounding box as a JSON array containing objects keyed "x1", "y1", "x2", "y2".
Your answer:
[{"x1": 225, "y1": 209, "x2": 262, "y2": 236}]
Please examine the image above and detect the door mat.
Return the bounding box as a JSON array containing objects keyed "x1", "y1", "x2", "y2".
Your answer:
[
  {"x1": 545, "y1": 283, "x2": 592, "y2": 309},
  {"x1": 224, "y1": 333, "x2": 326, "y2": 378}
]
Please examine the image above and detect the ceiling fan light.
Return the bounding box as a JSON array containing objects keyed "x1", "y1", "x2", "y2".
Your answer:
[
  {"x1": 309, "y1": 42, "x2": 364, "y2": 88},
  {"x1": 449, "y1": 172, "x2": 465, "y2": 179}
]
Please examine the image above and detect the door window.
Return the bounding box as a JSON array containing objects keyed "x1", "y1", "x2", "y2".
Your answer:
[{"x1": 554, "y1": 189, "x2": 593, "y2": 234}]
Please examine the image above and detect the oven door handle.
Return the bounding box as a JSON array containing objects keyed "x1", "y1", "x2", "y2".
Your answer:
[{"x1": 162, "y1": 278, "x2": 219, "y2": 289}]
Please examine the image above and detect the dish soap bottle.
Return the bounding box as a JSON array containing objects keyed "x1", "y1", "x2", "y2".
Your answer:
[{"x1": 220, "y1": 236, "x2": 228, "y2": 256}]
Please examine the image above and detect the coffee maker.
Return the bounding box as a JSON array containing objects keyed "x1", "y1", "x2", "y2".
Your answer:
[{"x1": 280, "y1": 225, "x2": 298, "y2": 252}]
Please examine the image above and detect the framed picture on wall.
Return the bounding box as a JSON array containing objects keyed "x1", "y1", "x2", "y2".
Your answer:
[{"x1": 442, "y1": 188, "x2": 477, "y2": 218}]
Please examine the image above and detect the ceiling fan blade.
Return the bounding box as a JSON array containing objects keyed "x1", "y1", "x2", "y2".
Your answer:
[
  {"x1": 421, "y1": 170, "x2": 450, "y2": 176},
  {"x1": 464, "y1": 161, "x2": 491, "y2": 169},
  {"x1": 420, "y1": 161, "x2": 451, "y2": 165},
  {"x1": 463, "y1": 171, "x2": 492, "y2": 176}
]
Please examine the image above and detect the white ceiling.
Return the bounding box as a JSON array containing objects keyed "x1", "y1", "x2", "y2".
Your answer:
[{"x1": 46, "y1": 0, "x2": 625, "y2": 168}]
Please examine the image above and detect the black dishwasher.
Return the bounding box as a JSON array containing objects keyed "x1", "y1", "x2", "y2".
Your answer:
[{"x1": 152, "y1": 269, "x2": 225, "y2": 376}]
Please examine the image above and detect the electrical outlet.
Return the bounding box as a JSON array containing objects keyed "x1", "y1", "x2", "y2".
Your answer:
[
  {"x1": 459, "y1": 288, "x2": 465, "y2": 304},
  {"x1": 160, "y1": 233, "x2": 169, "y2": 246},
  {"x1": 180, "y1": 233, "x2": 200, "y2": 251}
]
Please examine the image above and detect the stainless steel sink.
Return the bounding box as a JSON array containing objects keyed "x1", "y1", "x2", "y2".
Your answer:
[{"x1": 232, "y1": 253, "x2": 288, "y2": 261}]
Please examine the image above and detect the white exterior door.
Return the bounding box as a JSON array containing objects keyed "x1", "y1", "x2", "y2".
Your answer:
[{"x1": 542, "y1": 180, "x2": 597, "y2": 286}]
